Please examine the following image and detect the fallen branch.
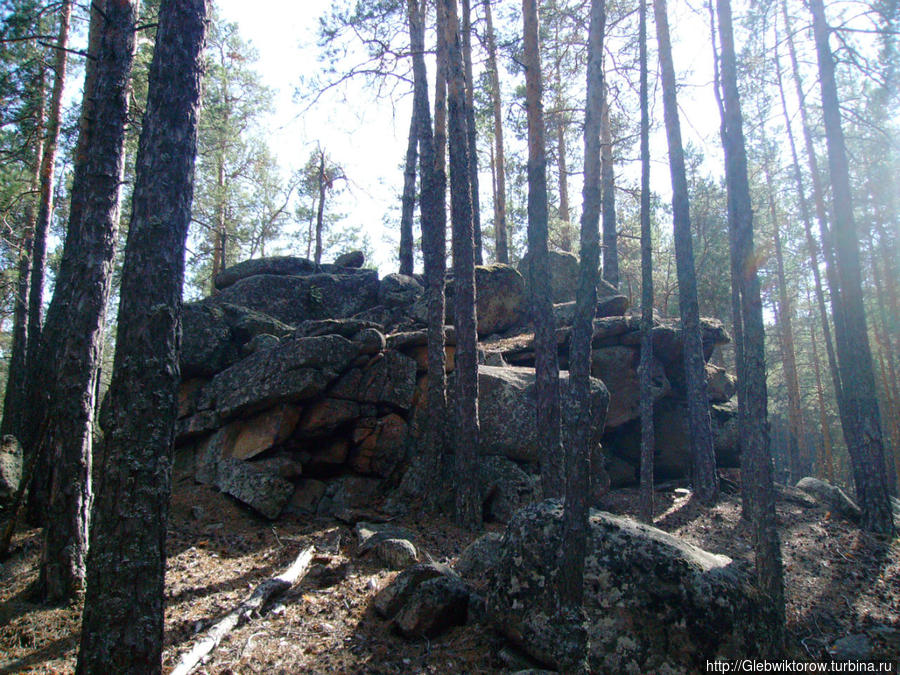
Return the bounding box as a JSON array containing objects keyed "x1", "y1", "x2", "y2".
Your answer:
[{"x1": 170, "y1": 545, "x2": 315, "y2": 675}]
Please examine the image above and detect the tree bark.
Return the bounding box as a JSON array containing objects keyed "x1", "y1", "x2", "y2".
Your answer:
[
  {"x1": 442, "y1": 0, "x2": 481, "y2": 529},
  {"x1": 523, "y1": 0, "x2": 563, "y2": 499},
  {"x1": 600, "y1": 90, "x2": 618, "y2": 288},
  {"x1": 77, "y1": 1, "x2": 207, "y2": 671},
  {"x1": 461, "y1": 0, "x2": 482, "y2": 265},
  {"x1": 638, "y1": 0, "x2": 654, "y2": 525},
  {"x1": 715, "y1": 0, "x2": 784, "y2": 648},
  {"x1": 809, "y1": 0, "x2": 894, "y2": 535},
  {"x1": 483, "y1": 0, "x2": 508, "y2": 263},
  {"x1": 558, "y1": 1, "x2": 606, "y2": 668},
  {"x1": 653, "y1": 0, "x2": 718, "y2": 504},
  {"x1": 399, "y1": 105, "x2": 417, "y2": 275},
  {"x1": 29, "y1": 0, "x2": 137, "y2": 603}
]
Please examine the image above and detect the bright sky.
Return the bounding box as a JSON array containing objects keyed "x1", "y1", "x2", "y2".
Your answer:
[
  {"x1": 213, "y1": 0, "x2": 728, "y2": 275},
  {"x1": 216, "y1": 0, "x2": 415, "y2": 273}
]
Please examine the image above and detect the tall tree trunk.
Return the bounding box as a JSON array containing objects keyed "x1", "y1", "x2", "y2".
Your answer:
[
  {"x1": 774, "y1": 15, "x2": 840, "y2": 448},
  {"x1": 558, "y1": 1, "x2": 606, "y2": 668},
  {"x1": 637, "y1": 0, "x2": 654, "y2": 525},
  {"x1": 461, "y1": 0, "x2": 482, "y2": 265},
  {"x1": 443, "y1": 0, "x2": 481, "y2": 529},
  {"x1": 523, "y1": 0, "x2": 563, "y2": 498},
  {"x1": 783, "y1": 2, "x2": 845, "y2": 416},
  {"x1": 399, "y1": 106, "x2": 417, "y2": 275},
  {"x1": 708, "y1": 0, "x2": 747, "y2": 514},
  {"x1": 809, "y1": 0, "x2": 894, "y2": 535},
  {"x1": 406, "y1": 0, "x2": 448, "y2": 498},
  {"x1": 600, "y1": 91, "x2": 618, "y2": 287},
  {"x1": 1, "y1": 87, "x2": 44, "y2": 441},
  {"x1": 483, "y1": 0, "x2": 508, "y2": 263},
  {"x1": 29, "y1": 0, "x2": 138, "y2": 603},
  {"x1": 24, "y1": 0, "x2": 72, "y2": 386},
  {"x1": 762, "y1": 149, "x2": 805, "y2": 484},
  {"x1": 315, "y1": 150, "x2": 326, "y2": 266},
  {"x1": 434, "y1": 0, "x2": 448, "y2": 192},
  {"x1": 653, "y1": 0, "x2": 718, "y2": 504},
  {"x1": 715, "y1": 0, "x2": 784, "y2": 648},
  {"x1": 77, "y1": 1, "x2": 207, "y2": 671}
]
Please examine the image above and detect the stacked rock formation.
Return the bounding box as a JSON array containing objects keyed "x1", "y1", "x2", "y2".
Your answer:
[{"x1": 175, "y1": 251, "x2": 737, "y2": 520}]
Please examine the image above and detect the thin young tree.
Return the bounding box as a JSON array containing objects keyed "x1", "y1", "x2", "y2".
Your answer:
[
  {"x1": 808, "y1": 0, "x2": 894, "y2": 535},
  {"x1": 523, "y1": 0, "x2": 563, "y2": 498},
  {"x1": 557, "y1": 0, "x2": 606, "y2": 668},
  {"x1": 77, "y1": 0, "x2": 208, "y2": 671},
  {"x1": 443, "y1": 0, "x2": 481, "y2": 528},
  {"x1": 483, "y1": 0, "x2": 508, "y2": 263},
  {"x1": 600, "y1": 90, "x2": 618, "y2": 287},
  {"x1": 653, "y1": 0, "x2": 718, "y2": 504},
  {"x1": 637, "y1": 0, "x2": 654, "y2": 525},
  {"x1": 29, "y1": 0, "x2": 138, "y2": 602},
  {"x1": 399, "y1": 106, "x2": 417, "y2": 275},
  {"x1": 715, "y1": 0, "x2": 785, "y2": 650}
]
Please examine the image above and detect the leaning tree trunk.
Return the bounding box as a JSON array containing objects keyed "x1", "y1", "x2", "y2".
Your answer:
[
  {"x1": 77, "y1": 1, "x2": 207, "y2": 672},
  {"x1": 558, "y1": 1, "x2": 606, "y2": 669},
  {"x1": 715, "y1": 0, "x2": 785, "y2": 650},
  {"x1": 443, "y1": 0, "x2": 481, "y2": 529},
  {"x1": 600, "y1": 90, "x2": 618, "y2": 288},
  {"x1": 461, "y1": 0, "x2": 482, "y2": 265},
  {"x1": 523, "y1": 0, "x2": 563, "y2": 498},
  {"x1": 637, "y1": 0, "x2": 655, "y2": 525},
  {"x1": 24, "y1": 0, "x2": 72, "y2": 399},
  {"x1": 653, "y1": 0, "x2": 718, "y2": 504},
  {"x1": 399, "y1": 106, "x2": 417, "y2": 275},
  {"x1": 809, "y1": 0, "x2": 893, "y2": 535},
  {"x1": 30, "y1": 0, "x2": 138, "y2": 603},
  {"x1": 483, "y1": 0, "x2": 508, "y2": 263},
  {"x1": 405, "y1": 0, "x2": 448, "y2": 497}
]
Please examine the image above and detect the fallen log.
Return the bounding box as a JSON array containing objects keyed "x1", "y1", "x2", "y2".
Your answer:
[{"x1": 170, "y1": 545, "x2": 315, "y2": 675}]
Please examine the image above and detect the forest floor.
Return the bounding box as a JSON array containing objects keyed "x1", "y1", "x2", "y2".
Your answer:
[{"x1": 1, "y1": 472, "x2": 898, "y2": 674}]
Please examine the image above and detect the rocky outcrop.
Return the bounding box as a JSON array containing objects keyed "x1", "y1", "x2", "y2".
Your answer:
[
  {"x1": 446, "y1": 264, "x2": 527, "y2": 336},
  {"x1": 209, "y1": 271, "x2": 380, "y2": 327},
  {"x1": 0, "y1": 435, "x2": 22, "y2": 504},
  {"x1": 475, "y1": 365, "x2": 609, "y2": 465},
  {"x1": 487, "y1": 500, "x2": 779, "y2": 673},
  {"x1": 334, "y1": 250, "x2": 365, "y2": 268},
  {"x1": 796, "y1": 477, "x2": 862, "y2": 523},
  {"x1": 214, "y1": 255, "x2": 318, "y2": 290},
  {"x1": 374, "y1": 562, "x2": 470, "y2": 638},
  {"x1": 177, "y1": 253, "x2": 739, "y2": 518}
]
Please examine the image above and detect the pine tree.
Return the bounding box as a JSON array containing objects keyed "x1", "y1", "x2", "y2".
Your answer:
[{"x1": 77, "y1": 0, "x2": 208, "y2": 670}]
